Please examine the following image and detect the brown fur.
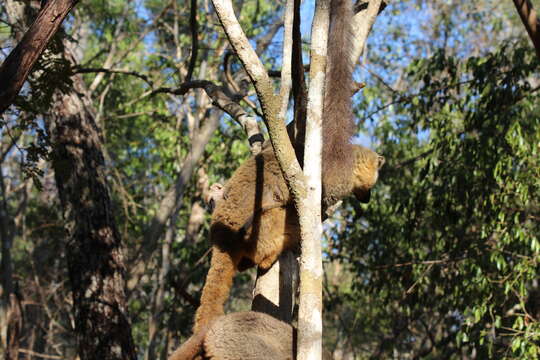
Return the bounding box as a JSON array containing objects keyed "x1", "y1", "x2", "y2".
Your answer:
[
  {"x1": 194, "y1": 146, "x2": 383, "y2": 332},
  {"x1": 193, "y1": 0, "x2": 384, "y2": 333},
  {"x1": 169, "y1": 326, "x2": 209, "y2": 360},
  {"x1": 322, "y1": 0, "x2": 356, "y2": 207},
  {"x1": 171, "y1": 311, "x2": 335, "y2": 360}
]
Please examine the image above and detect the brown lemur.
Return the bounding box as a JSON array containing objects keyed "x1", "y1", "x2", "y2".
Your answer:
[
  {"x1": 193, "y1": 0, "x2": 384, "y2": 333},
  {"x1": 169, "y1": 311, "x2": 335, "y2": 360}
]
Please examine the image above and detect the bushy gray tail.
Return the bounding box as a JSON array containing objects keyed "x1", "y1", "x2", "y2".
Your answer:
[{"x1": 322, "y1": 0, "x2": 355, "y2": 194}]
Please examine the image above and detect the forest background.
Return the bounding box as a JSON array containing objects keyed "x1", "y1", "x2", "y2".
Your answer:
[{"x1": 0, "y1": 0, "x2": 539, "y2": 359}]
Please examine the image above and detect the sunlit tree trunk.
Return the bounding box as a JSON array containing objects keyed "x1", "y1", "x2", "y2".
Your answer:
[{"x1": 295, "y1": 1, "x2": 329, "y2": 359}]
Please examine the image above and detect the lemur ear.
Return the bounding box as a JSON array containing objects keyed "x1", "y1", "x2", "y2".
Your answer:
[{"x1": 377, "y1": 155, "x2": 385, "y2": 169}]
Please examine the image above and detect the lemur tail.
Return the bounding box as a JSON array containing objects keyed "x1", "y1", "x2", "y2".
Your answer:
[
  {"x1": 193, "y1": 246, "x2": 238, "y2": 333},
  {"x1": 168, "y1": 326, "x2": 209, "y2": 360},
  {"x1": 322, "y1": 0, "x2": 356, "y2": 186}
]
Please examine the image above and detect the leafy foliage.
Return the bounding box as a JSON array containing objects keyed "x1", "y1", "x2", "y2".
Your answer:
[{"x1": 336, "y1": 42, "x2": 540, "y2": 359}]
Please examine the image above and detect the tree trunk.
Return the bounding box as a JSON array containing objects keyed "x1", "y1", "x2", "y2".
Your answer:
[
  {"x1": 47, "y1": 72, "x2": 136, "y2": 360},
  {"x1": 145, "y1": 215, "x2": 176, "y2": 360},
  {"x1": 4, "y1": 294, "x2": 22, "y2": 360},
  {"x1": 295, "y1": 1, "x2": 329, "y2": 359},
  {"x1": 251, "y1": 251, "x2": 299, "y2": 324},
  {"x1": 0, "y1": 168, "x2": 18, "y2": 360},
  {"x1": 0, "y1": 0, "x2": 79, "y2": 115}
]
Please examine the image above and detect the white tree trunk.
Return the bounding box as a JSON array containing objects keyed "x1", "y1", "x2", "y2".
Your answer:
[{"x1": 296, "y1": 1, "x2": 330, "y2": 359}]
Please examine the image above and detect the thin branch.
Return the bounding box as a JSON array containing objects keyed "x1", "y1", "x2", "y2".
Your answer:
[
  {"x1": 223, "y1": 51, "x2": 244, "y2": 95},
  {"x1": 395, "y1": 149, "x2": 435, "y2": 169},
  {"x1": 151, "y1": 80, "x2": 264, "y2": 153},
  {"x1": 87, "y1": 2, "x2": 130, "y2": 93},
  {"x1": 0, "y1": 127, "x2": 22, "y2": 164},
  {"x1": 360, "y1": 63, "x2": 398, "y2": 94},
  {"x1": 256, "y1": 18, "x2": 284, "y2": 53},
  {"x1": 18, "y1": 349, "x2": 62, "y2": 360},
  {"x1": 211, "y1": 0, "x2": 276, "y2": 109},
  {"x1": 186, "y1": 0, "x2": 199, "y2": 81},
  {"x1": 74, "y1": 67, "x2": 152, "y2": 85},
  {"x1": 373, "y1": 257, "x2": 467, "y2": 270},
  {"x1": 223, "y1": 52, "x2": 263, "y2": 117},
  {"x1": 211, "y1": 0, "x2": 306, "y2": 202},
  {"x1": 88, "y1": 0, "x2": 174, "y2": 94},
  {"x1": 142, "y1": 112, "x2": 220, "y2": 260},
  {"x1": 111, "y1": 111, "x2": 157, "y2": 119}
]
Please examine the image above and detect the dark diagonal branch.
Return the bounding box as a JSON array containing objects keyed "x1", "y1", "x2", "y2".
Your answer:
[
  {"x1": 0, "y1": 0, "x2": 79, "y2": 115},
  {"x1": 512, "y1": 0, "x2": 540, "y2": 59}
]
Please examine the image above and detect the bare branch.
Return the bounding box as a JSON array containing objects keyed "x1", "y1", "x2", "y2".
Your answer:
[
  {"x1": 74, "y1": 67, "x2": 152, "y2": 85},
  {"x1": 88, "y1": 0, "x2": 174, "y2": 94},
  {"x1": 186, "y1": 0, "x2": 200, "y2": 81},
  {"x1": 223, "y1": 52, "x2": 263, "y2": 118},
  {"x1": 143, "y1": 112, "x2": 220, "y2": 255},
  {"x1": 351, "y1": 0, "x2": 385, "y2": 64},
  {"x1": 18, "y1": 349, "x2": 62, "y2": 360},
  {"x1": 252, "y1": 251, "x2": 298, "y2": 324},
  {"x1": 153, "y1": 80, "x2": 264, "y2": 154},
  {"x1": 256, "y1": 19, "x2": 285, "y2": 53},
  {"x1": 210, "y1": 0, "x2": 275, "y2": 110},
  {"x1": 211, "y1": 0, "x2": 306, "y2": 203},
  {"x1": 249, "y1": 0, "x2": 298, "y2": 324}
]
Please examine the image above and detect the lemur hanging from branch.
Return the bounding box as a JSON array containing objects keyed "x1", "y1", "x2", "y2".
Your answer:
[{"x1": 194, "y1": 0, "x2": 384, "y2": 334}]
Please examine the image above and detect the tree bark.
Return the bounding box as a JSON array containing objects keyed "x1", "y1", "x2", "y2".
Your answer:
[
  {"x1": 145, "y1": 215, "x2": 177, "y2": 360},
  {"x1": 251, "y1": 0, "x2": 299, "y2": 326},
  {"x1": 351, "y1": 0, "x2": 384, "y2": 64},
  {"x1": 210, "y1": 0, "x2": 307, "y2": 223},
  {"x1": 47, "y1": 71, "x2": 136, "y2": 360},
  {"x1": 251, "y1": 251, "x2": 299, "y2": 324},
  {"x1": 0, "y1": 168, "x2": 18, "y2": 360},
  {"x1": 295, "y1": 1, "x2": 329, "y2": 359},
  {"x1": 512, "y1": 0, "x2": 540, "y2": 60},
  {"x1": 4, "y1": 294, "x2": 22, "y2": 360},
  {"x1": 0, "y1": 0, "x2": 79, "y2": 116}
]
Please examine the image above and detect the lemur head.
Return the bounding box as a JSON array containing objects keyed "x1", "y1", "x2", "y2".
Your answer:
[{"x1": 351, "y1": 145, "x2": 384, "y2": 203}]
